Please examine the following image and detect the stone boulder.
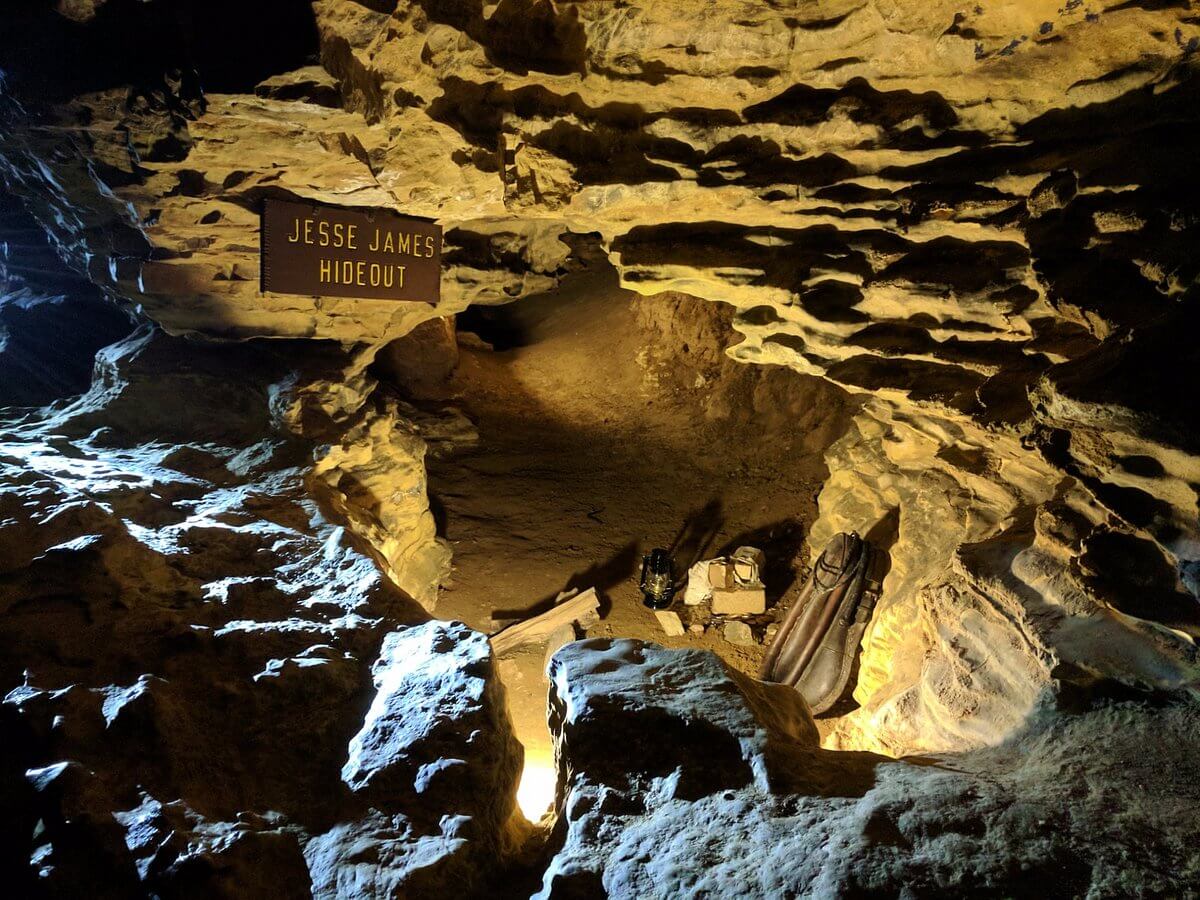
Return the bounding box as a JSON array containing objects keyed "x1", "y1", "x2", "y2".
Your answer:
[
  {"x1": 310, "y1": 621, "x2": 524, "y2": 899},
  {"x1": 343, "y1": 623, "x2": 520, "y2": 806},
  {"x1": 541, "y1": 639, "x2": 1200, "y2": 898}
]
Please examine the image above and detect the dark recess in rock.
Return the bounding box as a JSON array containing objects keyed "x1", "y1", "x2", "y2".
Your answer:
[
  {"x1": 0, "y1": 194, "x2": 134, "y2": 407},
  {"x1": 0, "y1": 0, "x2": 319, "y2": 101}
]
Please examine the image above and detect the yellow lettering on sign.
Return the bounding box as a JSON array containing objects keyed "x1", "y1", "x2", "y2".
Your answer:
[{"x1": 312, "y1": 259, "x2": 417, "y2": 288}]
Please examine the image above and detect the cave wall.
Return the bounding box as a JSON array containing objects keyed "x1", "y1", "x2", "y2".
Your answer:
[
  {"x1": 0, "y1": 191, "x2": 134, "y2": 406},
  {"x1": 0, "y1": 323, "x2": 525, "y2": 897},
  {"x1": 0, "y1": 0, "x2": 1197, "y2": 759}
]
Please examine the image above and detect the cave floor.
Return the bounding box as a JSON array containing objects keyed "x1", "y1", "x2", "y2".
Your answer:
[{"x1": 423, "y1": 280, "x2": 858, "y2": 793}]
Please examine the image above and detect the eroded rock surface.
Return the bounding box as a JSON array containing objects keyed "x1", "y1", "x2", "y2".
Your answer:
[
  {"x1": 1, "y1": 0, "x2": 1197, "y2": 757},
  {"x1": 0, "y1": 2, "x2": 1199, "y2": 894},
  {"x1": 313, "y1": 621, "x2": 523, "y2": 898},
  {"x1": 0, "y1": 194, "x2": 133, "y2": 407},
  {"x1": 0, "y1": 329, "x2": 518, "y2": 897},
  {"x1": 543, "y1": 639, "x2": 1200, "y2": 898}
]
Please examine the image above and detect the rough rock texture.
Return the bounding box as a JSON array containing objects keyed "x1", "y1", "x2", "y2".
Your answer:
[
  {"x1": 1, "y1": 6, "x2": 1200, "y2": 896},
  {"x1": 314, "y1": 621, "x2": 523, "y2": 898},
  {"x1": 2, "y1": 0, "x2": 1198, "y2": 757},
  {"x1": 3, "y1": 1, "x2": 1195, "y2": 361},
  {"x1": 543, "y1": 639, "x2": 1200, "y2": 898},
  {"x1": 341, "y1": 622, "x2": 520, "y2": 814},
  {"x1": 0, "y1": 329, "x2": 520, "y2": 897},
  {"x1": 0, "y1": 194, "x2": 133, "y2": 406}
]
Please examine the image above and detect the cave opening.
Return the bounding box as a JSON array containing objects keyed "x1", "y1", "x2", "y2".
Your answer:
[{"x1": 374, "y1": 267, "x2": 861, "y2": 799}]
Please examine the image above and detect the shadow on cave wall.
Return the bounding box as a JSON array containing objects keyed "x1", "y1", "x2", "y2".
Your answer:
[
  {"x1": 0, "y1": 0, "x2": 320, "y2": 102},
  {"x1": 0, "y1": 192, "x2": 135, "y2": 407}
]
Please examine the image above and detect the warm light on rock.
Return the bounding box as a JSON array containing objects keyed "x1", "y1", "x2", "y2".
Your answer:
[
  {"x1": 0, "y1": 0, "x2": 1198, "y2": 895},
  {"x1": 516, "y1": 760, "x2": 557, "y2": 822}
]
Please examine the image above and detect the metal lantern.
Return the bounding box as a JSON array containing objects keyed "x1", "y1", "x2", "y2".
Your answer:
[{"x1": 639, "y1": 548, "x2": 676, "y2": 609}]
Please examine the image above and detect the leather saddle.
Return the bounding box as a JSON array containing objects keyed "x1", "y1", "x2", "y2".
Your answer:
[{"x1": 759, "y1": 532, "x2": 886, "y2": 715}]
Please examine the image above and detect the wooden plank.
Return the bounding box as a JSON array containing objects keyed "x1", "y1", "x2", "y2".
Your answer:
[{"x1": 489, "y1": 588, "x2": 599, "y2": 656}]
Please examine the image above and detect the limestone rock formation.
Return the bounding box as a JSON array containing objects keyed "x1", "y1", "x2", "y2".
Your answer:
[
  {"x1": 542, "y1": 639, "x2": 1200, "y2": 897},
  {"x1": 0, "y1": 326, "x2": 518, "y2": 897},
  {"x1": 0, "y1": 0, "x2": 1199, "y2": 894},
  {"x1": 0, "y1": 195, "x2": 133, "y2": 407},
  {"x1": 2, "y1": 0, "x2": 1196, "y2": 761},
  {"x1": 341, "y1": 622, "x2": 520, "y2": 819},
  {"x1": 314, "y1": 621, "x2": 523, "y2": 898}
]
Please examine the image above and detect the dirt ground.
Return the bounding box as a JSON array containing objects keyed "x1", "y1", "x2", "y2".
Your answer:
[{"x1": 413, "y1": 273, "x2": 858, "y2": 784}]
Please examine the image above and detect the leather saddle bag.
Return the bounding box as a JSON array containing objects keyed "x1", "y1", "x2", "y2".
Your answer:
[{"x1": 759, "y1": 532, "x2": 885, "y2": 715}]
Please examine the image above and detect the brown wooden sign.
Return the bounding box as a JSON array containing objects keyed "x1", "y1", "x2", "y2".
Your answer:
[{"x1": 260, "y1": 198, "x2": 441, "y2": 303}]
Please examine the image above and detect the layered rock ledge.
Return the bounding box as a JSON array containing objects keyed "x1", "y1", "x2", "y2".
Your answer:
[
  {"x1": 2, "y1": 0, "x2": 1196, "y2": 757},
  {"x1": 0, "y1": 2, "x2": 1198, "y2": 894}
]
